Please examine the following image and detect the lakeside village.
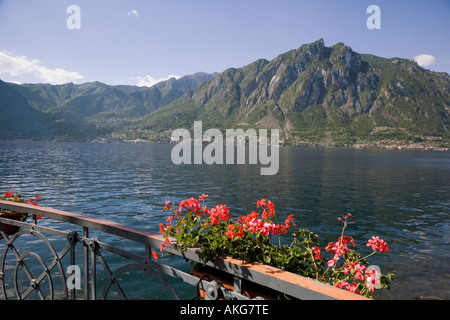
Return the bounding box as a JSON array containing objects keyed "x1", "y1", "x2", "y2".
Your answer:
[
  {"x1": 352, "y1": 137, "x2": 449, "y2": 151},
  {"x1": 123, "y1": 133, "x2": 448, "y2": 151},
  {"x1": 107, "y1": 122, "x2": 449, "y2": 151},
  {"x1": 44, "y1": 119, "x2": 446, "y2": 151},
  {"x1": 17, "y1": 132, "x2": 448, "y2": 151},
  {"x1": 21, "y1": 125, "x2": 446, "y2": 151}
]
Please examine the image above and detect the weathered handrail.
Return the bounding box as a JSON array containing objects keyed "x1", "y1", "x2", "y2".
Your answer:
[{"x1": 0, "y1": 200, "x2": 369, "y2": 300}]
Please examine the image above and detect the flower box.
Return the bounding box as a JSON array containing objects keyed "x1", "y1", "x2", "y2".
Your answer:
[
  {"x1": 0, "y1": 187, "x2": 42, "y2": 238},
  {"x1": 0, "y1": 211, "x2": 25, "y2": 236},
  {"x1": 191, "y1": 264, "x2": 278, "y2": 300}
]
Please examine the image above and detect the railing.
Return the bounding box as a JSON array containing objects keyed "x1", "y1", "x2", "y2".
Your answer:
[{"x1": 0, "y1": 200, "x2": 368, "y2": 300}]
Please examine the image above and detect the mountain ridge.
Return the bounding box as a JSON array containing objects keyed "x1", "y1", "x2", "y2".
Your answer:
[
  {"x1": 1, "y1": 40, "x2": 449, "y2": 149},
  {"x1": 1, "y1": 72, "x2": 215, "y2": 141},
  {"x1": 135, "y1": 39, "x2": 450, "y2": 149}
]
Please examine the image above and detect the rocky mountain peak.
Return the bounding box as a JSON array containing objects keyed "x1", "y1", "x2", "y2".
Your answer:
[{"x1": 139, "y1": 39, "x2": 449, "y2": 148}]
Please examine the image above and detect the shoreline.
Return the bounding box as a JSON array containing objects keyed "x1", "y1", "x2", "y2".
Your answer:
[{"x1": 1, "y1": 138, "x2": 448, "y2": 151}]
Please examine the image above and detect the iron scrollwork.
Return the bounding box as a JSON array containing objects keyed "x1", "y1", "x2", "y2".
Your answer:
[
  {"x1": 0, "y1": 218, "x2": 182, "y2": 300},
  {"x1": 0, "y1": 228, "x2": 69, "y2": 300}
]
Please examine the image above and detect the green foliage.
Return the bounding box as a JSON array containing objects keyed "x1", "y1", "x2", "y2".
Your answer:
[{"x1": 159, "y1": 195, "x2": 394, "y2": 298}]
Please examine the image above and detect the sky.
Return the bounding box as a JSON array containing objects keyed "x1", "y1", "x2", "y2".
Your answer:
[{"x1": 0, "y1": 0, "x2": 449, "y2": 86}]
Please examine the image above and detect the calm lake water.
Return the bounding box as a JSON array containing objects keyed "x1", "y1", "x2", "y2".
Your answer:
[{"x1": 1, "y1": 141, "x2": 449, "y2": 300}]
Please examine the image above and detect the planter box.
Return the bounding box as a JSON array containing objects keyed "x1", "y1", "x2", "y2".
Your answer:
[
  {"x1": 191, "y1": 264, "x2": 284, "y2": 300},
  {"x1": 0, "y1": 211, "x2": 25, "y2": 236}
]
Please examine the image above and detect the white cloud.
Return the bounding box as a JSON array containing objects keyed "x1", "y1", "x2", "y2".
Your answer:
[
  {"x1": 131, "y1": 74, "x2": 181, "y2": 87},
  {"x1": 0, "y1": 51, "x2": 84, "y2": 84},
  {"x1": 413, "y1": 54, "x2": 436, "y2": 67},
  {"x1": 127, "y1": 9, "x2": 139, "y2": 18}
]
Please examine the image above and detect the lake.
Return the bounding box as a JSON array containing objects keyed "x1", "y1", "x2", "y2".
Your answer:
[{"x1": 1, "y1": 141, "x2": 449, "y2": 299}]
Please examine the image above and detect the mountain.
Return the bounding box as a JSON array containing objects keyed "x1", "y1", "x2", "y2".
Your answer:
[
  {"x1": 1, "y1": 72, "x2": 214, "y2": 141},
  {"x1": 10, "y1": 72, "x2": 214, "y2": 121},
  {"x1": 1, "y1": 40, "x2": 449, "y2": 149},
  {"x1": 0, "y1": 79, "x2": 55, "y2": 140},
  {"x1": 136, "y1": 39, "x2": 450, "y2": 149}
]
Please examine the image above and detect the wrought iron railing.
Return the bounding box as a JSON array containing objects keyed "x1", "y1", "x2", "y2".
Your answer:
[{"x1": 0, "y1": 200, "x2": 368, "y2": 300}]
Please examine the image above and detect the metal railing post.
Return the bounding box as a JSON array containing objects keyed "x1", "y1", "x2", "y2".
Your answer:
[
  {"x1": 83, "y1": 227, "x2": 89, "y2": 300},
  {"x1": 67, "y1": 231, "x2": 79, "y2": 300}
]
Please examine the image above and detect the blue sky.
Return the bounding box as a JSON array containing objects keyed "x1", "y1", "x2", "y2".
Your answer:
[{"x1": 0, "y1": 0, "x2": 449, "y2": 86}]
